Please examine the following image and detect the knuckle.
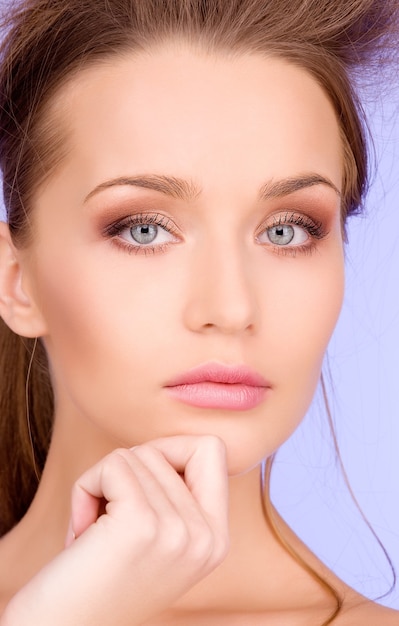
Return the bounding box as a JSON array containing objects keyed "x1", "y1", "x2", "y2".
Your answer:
[
  {"x1": 132, "y1": 443, "x2": 161, "y2": 462},
  {"x1": 213, "y1": 532, "x2": 230, "y2": 563},
  {"x1": 187, "y1": 524, "x2": 214, "y2": 562},
  {"x1": 161, "y1": 518, "x2": 190, "y2": 556},
  {"x1": 102, "y1": 450, "x2": 131, "y2": 480},
  {"x1": 194, "y1": 536, "x2": 214, "y2": 564},
  {"x1": 111, "y1": 510, "x2": 159, "y2": 558},
  {"x1": 138, "y1": 511, "x2": 159, "y2": 544},
  {"x1": 112, "y1": 447, "x2": 130, "y2": 458},
  {"x1": 106, "y1": 447, "x2": 131, "y2": 468},
  {"x1": 199, "y1": 434, "x2": 226, "y2": 458},
  {"x1": 190, "y1": 523, "x2": 230, "y2": 568}
]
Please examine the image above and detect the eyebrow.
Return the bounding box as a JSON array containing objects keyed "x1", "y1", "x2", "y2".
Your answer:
[
  {"x1": 258, "y1": 174, "x2": 341, "y2": 200},
  {"x1": 84, "y1": 174, "x2": 200, "y2": 203},
  {"x1": 84, "y1": 172, "x2": 341, "y2": 203}
]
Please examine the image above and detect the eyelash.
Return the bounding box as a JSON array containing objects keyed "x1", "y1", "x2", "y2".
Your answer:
[
  {"x1": 102, "y1": 210, "x2": 329, "y2": 256},
  {"x1": 257, "y1": 211, "x2": 328, "y2": 257},
  {"x1": 103, "y1": 212, "x2": 180, "y2": 255}
]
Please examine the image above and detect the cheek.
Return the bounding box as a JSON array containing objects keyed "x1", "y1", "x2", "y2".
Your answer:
[
  {"x1": 265, "y1": 240, "x2": 344, "y2": 347},
  {"x1": 33, "y1": 251, "x2": 184, "y2": 430},
  {"x1": 263, "y1": 250, "x2": 344, "y2": 410},
  {"x1": 275, "y1": 273, "x2": 343, "y2": 372}
]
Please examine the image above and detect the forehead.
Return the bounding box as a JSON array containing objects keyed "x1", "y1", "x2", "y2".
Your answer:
[{"x1": 48, "y1": 46, "x2": 343, "y2": 198}]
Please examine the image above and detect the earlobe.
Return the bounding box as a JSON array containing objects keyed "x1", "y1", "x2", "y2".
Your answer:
[{"x1": 0, "y1": 221, "x2": 47, "y2": 338}]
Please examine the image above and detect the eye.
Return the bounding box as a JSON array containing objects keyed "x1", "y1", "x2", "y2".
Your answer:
[
  {"x1": 260, "y1": 223, "x2": 308, "y2": 246},
  {"x1": 255, "y1": 211, "x2": 328, "y2": 256},
  {"x1": 103, "y1": 212, "x2": 181, "y2": 254},
  {"x1": 122, "y1": 223, "x2": 172, "y2": 246}
]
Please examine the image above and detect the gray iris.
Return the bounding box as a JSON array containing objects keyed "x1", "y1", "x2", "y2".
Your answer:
[
  {"x1": 131, "y1": 224, "x2": 158, "y2": 244},
  {"x1": 268, "y1": 224, "x2": 294, "y2": 245}
]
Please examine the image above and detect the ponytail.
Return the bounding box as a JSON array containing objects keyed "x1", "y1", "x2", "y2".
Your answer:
[{"x1": 0, "y1": 318, "x2": 53, "y2": 536}]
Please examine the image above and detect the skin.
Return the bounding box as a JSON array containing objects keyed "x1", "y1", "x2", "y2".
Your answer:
[{"x1": 0, "y1": 45, "x2": 397, "y2": 624}]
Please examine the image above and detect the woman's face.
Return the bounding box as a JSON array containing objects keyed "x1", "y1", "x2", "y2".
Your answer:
[{"x1": 20, "y1": 46, "x2": 344, "y2": 474}]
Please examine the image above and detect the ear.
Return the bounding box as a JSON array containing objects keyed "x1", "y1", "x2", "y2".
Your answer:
[{"x1": 0, "y1": 221, "x2": 48, "y2": 338}]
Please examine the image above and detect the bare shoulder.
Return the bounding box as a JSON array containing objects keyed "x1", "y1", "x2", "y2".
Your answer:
[
  {"x1": 143, "y1": 601, "x2": 399, "y2": 626},
  {"x1": 336, "y1": 598, "x2": 399, "y2": 625}
]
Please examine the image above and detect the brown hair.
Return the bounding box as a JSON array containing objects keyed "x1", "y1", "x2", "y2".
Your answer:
[{"x1": 0, "y1": 0, "x2": 397, "y2": 621}]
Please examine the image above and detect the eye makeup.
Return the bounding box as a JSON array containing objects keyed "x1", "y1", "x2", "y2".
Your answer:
[
  {"x1": 101, "y1": 211, "x2": 182, "y2": 255},
  {"x1": 256, "y1": 210, "x2": 330, "y2": 257},
  {"x1": 94, "y1": 181, "x2": 338, "y2": 258}
]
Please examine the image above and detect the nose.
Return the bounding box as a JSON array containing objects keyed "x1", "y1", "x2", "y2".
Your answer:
[{"x1": 183, "y1": 239, "x2": 258, "y2": 335}]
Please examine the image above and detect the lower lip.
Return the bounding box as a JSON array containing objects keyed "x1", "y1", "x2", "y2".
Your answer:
[{"x1": 165, "y1": 382, "x2": 267, "y2": 410}]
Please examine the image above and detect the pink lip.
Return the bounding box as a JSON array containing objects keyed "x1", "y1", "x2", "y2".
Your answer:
[{"x1": 164, "y1": 363, "x2": 270, "y2": 411}]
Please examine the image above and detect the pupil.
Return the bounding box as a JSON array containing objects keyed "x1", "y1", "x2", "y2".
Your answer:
[
  {"x1": 131, "y1": 224, "x2": 158, "y2": 244},
  {"x1": 268, "y1": 224, "x2": 295, "y2": 245}
]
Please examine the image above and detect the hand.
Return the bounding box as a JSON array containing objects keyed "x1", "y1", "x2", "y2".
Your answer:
[{"x1": 2, "y1": 435, "x2": 229, "y2": 625}]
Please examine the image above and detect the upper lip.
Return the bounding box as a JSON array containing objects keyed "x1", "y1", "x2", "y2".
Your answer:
[{"x1": 164, "y1": 362, "x2": 269, "y2": 387}]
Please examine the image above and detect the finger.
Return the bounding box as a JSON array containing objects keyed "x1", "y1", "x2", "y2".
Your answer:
[
  {"x1": 131, "y1": 444, "x2": 211, "y2": 526},
  {"x1": 146, "y1": 436, "x2": 229, "y2": 533},
  {"x1": 69, "y1": 450, "x2": 149, "y2": 539},
  {"x1": 70, "y1": 448, "x2": 183, "y2": 540},
  {"x1": 107, "y1": 447, "x2": 186, "y2": 521},
  {"x1": 130, "y1": 440, "x2": 229, "y2": 568}
]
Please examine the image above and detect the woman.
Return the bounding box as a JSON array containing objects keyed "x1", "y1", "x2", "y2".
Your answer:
[{"x1": 0, "y1": 1, "x2": 397, "y2": 624}]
